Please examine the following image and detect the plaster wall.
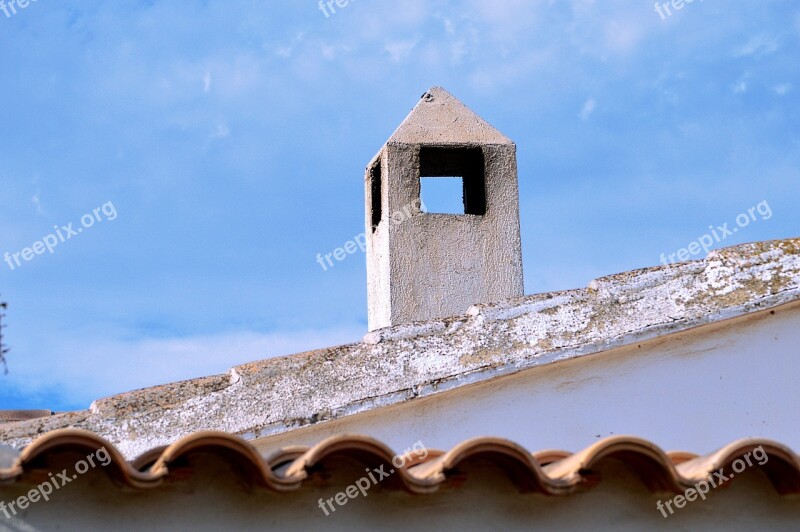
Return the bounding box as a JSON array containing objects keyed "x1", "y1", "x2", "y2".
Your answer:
[{"x1": 2, "y1": 451, "x2": 796, "y2": 530}]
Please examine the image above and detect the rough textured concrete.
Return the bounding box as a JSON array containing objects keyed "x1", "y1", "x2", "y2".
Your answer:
[
  {"x1": 366, "y1": 87, "x2": 524, "y2": 330},
  {"x1": 0, "y1": 238, "x2": 797, "y2": 460}
]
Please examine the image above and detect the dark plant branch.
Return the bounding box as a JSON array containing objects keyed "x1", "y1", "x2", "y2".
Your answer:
[{"x1": 0, "y1": 298, "x2": 8, "y2": 374}]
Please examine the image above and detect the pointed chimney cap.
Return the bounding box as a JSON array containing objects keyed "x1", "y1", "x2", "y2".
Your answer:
[{"x1": 385, "y1": 87, "x2": 513, "y2": 146}]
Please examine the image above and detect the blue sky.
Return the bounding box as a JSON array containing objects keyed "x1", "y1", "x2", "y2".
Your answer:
[{"x1": 0, "y1": 0, "x2": 798, "y2": 411}]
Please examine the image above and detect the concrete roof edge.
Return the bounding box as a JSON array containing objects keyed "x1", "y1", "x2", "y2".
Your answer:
[{"x1": 1, "y1": 237, "x2": 799, "y2": 459}]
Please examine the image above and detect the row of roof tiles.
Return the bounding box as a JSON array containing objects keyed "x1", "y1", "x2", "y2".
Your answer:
[{"x1": 1, "y1": 429, "x2": 799, "y2": 497}]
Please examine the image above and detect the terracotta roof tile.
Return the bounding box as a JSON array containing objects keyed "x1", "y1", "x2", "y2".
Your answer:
[{"x1": 1, "y1": 429, "x2": 798, "y2": 498}]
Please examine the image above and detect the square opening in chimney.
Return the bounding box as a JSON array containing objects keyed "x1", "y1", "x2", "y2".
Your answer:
[
  {"x1": 369, "y1": 159, "x2": 382, "y2": 231},
  {"x1": 419, "y1": 147, "x2": 486, "y2": 215}
]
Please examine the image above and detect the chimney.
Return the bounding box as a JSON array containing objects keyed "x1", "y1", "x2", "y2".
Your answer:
[{"x1": 365, "y1": 87, "x2": 523, "y2": 331}]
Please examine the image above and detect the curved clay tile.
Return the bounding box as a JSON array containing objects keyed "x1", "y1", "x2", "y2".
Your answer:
[
  {"x1": 4, "y1": 428, "x2": 159, "y2": 489},
  {"x1": 675, "y1": 438, "x2": 800, "y2": 495},
  {"x1": 415, "y1": 436, "x2": 571, "y2": 494},
  {"x1": 542, "y1": 435, "x2": 689, "y2": 493},
  {"x1": 1, "y1": 430, "x2": 800, "y2": 498},
  {"x1": 150, "y1": 430, "x2": 298, "y2": 491},
  {"x1": 284, "y1": 433, "x2": 442, "y2": 494}
]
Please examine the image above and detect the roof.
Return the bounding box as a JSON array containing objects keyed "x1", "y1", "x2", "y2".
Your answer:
[
  {"x1": 2, "y1": 429, "x2": 799, "y2": 497},
  {"x1": 0, "y1": 410, "x2": 52, "y2": 424},
  {"x1": 384, "y1": 86, "x2": 514, "y2": 146},
  {"x1": 1, "y1": 238, "x2": 799, "y2": 460}
]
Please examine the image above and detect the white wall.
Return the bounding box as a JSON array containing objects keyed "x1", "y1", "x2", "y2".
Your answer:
[
  {"x1": 257, "y1": 300, "x2": 800, "y2": 456},
  {"x1": 2, "y1": 451, "x2": 797, "y2": 530}
]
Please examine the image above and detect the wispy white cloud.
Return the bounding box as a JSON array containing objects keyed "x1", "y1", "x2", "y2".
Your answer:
[
  {"x1": 773, "y1": 83, "x2": 792, "y2": 95},
  {"x1": 443, "y1": 18, "x2": 456, "y2": 36},
  {"x1": 602, "y1": 18, "x2": 644, "y2": 55},
  {"x1": 579, "y1": 97, "x2": 596, "y2": 120},
  {"x1": 31, "y1": 191, "x2": 44, "y2": 216},
  {"x1": 384, "y1": 39, "x2": 419, "y2": 63},
  {"x1": 274, "y1": 32, "x2": 306, "y2": 59},
  {"x1": 734, "y1": 34, "x2": 780, "y2": 58},
  {"x1": 732, "y1": 73, "x2": 750, "y2": 94},
  {"x1": 213, "y1": 123, "x2": 230, "y2": 138}
]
